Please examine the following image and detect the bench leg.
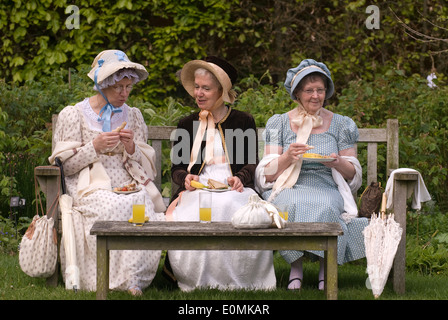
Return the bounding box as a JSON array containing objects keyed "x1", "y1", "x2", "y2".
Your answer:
[
  {"x1": 325, "y1": 237, "x2": 338, "y2": 300},
  {"x1": 96, "y1": 237, "x2": 109, "y2": 300}
]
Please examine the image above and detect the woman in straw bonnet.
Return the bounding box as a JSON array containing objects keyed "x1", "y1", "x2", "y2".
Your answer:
[
  {"x1": 48, "y1": 50, "x2": 165, "y2": 295},
  {"x1": 165, "y1": 56, "x2": 276, "y2": 291},
  {"x1": 255, "y1": 59, "x2": 368, "y2": 290}
]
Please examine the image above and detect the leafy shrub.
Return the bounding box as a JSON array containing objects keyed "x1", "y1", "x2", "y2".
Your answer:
[
  {"x1": 0, "y1": 68, "x2": 92, "y2": 218},
  {"x1": 406, "y1": 210, "x2": 448, "y2": 275},
  {"x1": 0, "y1": 215, "x2": 31, "y2": 254},
  {"x1": 234, "y1": 71, "x2": 295, "y2": 127},
  {"x1": 335, "y1": 69, "x2": 448, "y2": 211}
]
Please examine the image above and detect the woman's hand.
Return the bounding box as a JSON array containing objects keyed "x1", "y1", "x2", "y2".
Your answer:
[
  {"x1": 323, "y1": 152, "x2": 340, "y2": 168},
  {"x1": 119, "y1": 129, "x2": 135, "y2": 154},
  {"x1": 93, "y1": 131, "x2": 120, "y2": 152},
  {"x1": 227, "y1": 176, "x2": 243, "y2": 192},
  {"x1": 284, "y1": 143, "x2": 313, "y2": 162},
  {"x1": 185, "y1": 174, "x2": 200, "y2": 191},
  {"x1": 323, "y1": 151, "x2": 356, "y2": 180}
]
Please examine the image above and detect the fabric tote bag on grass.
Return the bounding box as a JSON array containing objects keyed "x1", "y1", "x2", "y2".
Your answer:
[{"x1": 19, "y1": 175, "x2": 59, "y2": 278}]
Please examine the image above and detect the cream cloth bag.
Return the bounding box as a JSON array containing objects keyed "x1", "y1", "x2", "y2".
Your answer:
[
  {"x1": 19, "y1": 176, "x2": 58, "y2": 278},
  {"x1": 231, "y1": 194, "x2": 286, "y2": 229},
  {"x1": 19, "y1": 215, "x2": 58, "y2": 278}
]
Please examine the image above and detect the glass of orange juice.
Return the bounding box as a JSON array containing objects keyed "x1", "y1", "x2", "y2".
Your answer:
[
  {"x1": 132, "y1": 195, "x2": 146, "y2": 226},
  {"x1": 199, "y1": 192, "x2": 212, "y2": 223},
  {"x1": 278, "y1": 203, "x2": 289, "y2": 221}
]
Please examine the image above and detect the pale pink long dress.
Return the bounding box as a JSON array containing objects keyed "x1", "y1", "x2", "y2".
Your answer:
[{"x1": 53, "y1": 99, "x2": 164, "y2": 291}]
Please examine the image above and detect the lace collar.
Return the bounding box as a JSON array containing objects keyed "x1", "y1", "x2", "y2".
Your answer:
[{"x1": 81, "y1": 98, "x2": 128, "y2": 131}]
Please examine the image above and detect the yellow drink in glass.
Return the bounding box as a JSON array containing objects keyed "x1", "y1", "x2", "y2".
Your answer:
[
  {"x1": 132, "y1": 204, "x2": 145, "y2": 225},
  {"x1": 199, "y1": 207, "x2": 212, "y2": 222},
  {"x1": 279, "y1": 211, "x2": 288, "y2": 221},
  {"x1": 199, "y1": 192, "x2": 212, "y2": 223},
  {"x1": 278, "y1": 204, "x2": 289, "y2": 221}
]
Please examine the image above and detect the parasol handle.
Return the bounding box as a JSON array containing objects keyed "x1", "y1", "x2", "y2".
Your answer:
[
  {"x1": 380, "y1": 192, "x2": 387, "y2": 219},
  {"x1": 55, "y1": 157, "x2": 67, "y2": 195}
]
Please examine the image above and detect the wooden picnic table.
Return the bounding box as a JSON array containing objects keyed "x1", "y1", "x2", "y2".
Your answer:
[{"x1": 90, "y1": 221, "x2": 343, "y2": 300}]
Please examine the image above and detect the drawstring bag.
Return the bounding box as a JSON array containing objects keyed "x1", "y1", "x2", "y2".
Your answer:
[
  {"x1": 231, "y1": 194, "x2": 286, "y2": 229},
  {"x1": 358, "y1": 182, "x2": 384, "y2": 218},
  {"x1": 19, "y1": 175, "x2": 59, "y2": 278}
]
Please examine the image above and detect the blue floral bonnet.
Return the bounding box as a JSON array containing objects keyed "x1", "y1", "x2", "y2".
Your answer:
[{"x1": 284, "y1": 59, "x2": 334, "y2": 100}]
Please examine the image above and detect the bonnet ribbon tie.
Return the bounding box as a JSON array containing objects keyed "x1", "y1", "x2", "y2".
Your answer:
[
  {"x1": 268, "y1": 103, "x2": 323, "y2": 201},
  {"x1": 187, "y1": 109, "x2": 215, "y2": 173},
  {"x1": 94, "y1": 59, "x2": 122, "y2": 132},
  {"x1": 187, "y1": 98, "x2": 224, "y2": 173}
]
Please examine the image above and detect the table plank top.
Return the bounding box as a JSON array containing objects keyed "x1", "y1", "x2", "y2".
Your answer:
[{"x1": 90, "y1": 221, "x2": 343, "y2": 237}]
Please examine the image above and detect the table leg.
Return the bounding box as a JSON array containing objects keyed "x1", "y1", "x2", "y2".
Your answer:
[
  {"x1": 325, "y1": 237, "x2": 338, "y2": 300},
  {"x1": 392, "y1": 178, "x2": 410, "y2": 295},
  {"x1": 96, "y1": 237, "x2": 109, "y2": 300}
]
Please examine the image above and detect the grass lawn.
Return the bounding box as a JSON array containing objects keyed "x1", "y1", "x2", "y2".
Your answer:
[{"x1": 1, "y1": 251, "x2": 448, "y2": 302}]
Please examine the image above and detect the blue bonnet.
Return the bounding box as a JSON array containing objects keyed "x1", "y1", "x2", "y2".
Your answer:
[{"x1": 284, "y1": 59, "x2": 334, "y2": 100}]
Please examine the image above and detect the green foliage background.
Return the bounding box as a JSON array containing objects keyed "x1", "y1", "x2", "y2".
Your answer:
[{"x1": 2, "y1": 0, "x2": 448, "y2": 103}]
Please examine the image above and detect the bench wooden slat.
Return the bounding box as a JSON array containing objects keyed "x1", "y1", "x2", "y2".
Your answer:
[
  {"x1": 147, "y1": 126, "x2": 176, "y2": 140},
  {"x1": 358, "y1": 128, "x2": 387, "y2": 142},
  {"x1": 386, "y1": 118, "x2": 399, "y2": 173},
  {"x1": 367, "y1": 142, "x2": 378, "y2": 185}
]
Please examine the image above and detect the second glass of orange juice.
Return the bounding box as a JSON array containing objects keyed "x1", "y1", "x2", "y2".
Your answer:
[
  {"x1": 199, "y1": 192, "x2": 212, "y2": 223},
  {"x1": 278, "y1": 203, "x2": 289, "y2": 221}
]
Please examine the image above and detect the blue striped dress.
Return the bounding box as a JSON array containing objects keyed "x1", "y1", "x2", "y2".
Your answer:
[{"x1": 262, "y1": 112, "x2": 368, "y2": 265}]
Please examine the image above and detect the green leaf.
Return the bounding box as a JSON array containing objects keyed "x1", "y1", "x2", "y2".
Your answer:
[
  {"x1": 10, "y1": 56, "x2": 25, "y2": 67},
  {"x1": 13, "y1": 27, "x2": 26, "y2": 40}
]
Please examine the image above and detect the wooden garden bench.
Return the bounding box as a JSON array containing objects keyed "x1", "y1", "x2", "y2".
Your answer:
[{"x1": 35, "y1": 116, "x2": 417, "y2": 296}]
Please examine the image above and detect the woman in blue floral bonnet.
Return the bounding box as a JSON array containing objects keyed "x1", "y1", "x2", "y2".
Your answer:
[{"x1": 256, "y1": 59, "x2": 369, "y2": 290}]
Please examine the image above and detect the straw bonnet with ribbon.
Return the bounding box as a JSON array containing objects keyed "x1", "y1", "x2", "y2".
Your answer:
[
  {"x1": 180, "y1": 56, "x2": 238, "y2": 173},
  {"x1": 268, "y1": 59, "x2": 335, "y2": 201},
  {"x1": 87, "y1": 50, "x2": 148, "y2": 132}
]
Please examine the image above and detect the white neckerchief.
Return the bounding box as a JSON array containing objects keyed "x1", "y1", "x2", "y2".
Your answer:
[
  {"x1": 269, "y1": 103, "x2": 323, "y2": 201},
  {"x1": 187, "y1": 98, "x2": 227, "y2": 173}
]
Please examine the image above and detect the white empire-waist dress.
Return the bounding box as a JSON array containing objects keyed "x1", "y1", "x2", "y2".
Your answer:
[
  {"x1": 50, "y1": 99, "x2": 165, "y2": 291},
  {"x1": 168, "y1": 129, "x2": 276, "y2": 291}
]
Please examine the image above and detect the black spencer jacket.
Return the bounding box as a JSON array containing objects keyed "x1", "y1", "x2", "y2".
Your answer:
[{"x1": 170, "y1": 107, "x2": 259, "y2": 201}]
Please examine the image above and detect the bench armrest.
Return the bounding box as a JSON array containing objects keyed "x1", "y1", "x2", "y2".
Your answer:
[{"x1": 34, "y1": 166, "x2": 61, "y2": 223}]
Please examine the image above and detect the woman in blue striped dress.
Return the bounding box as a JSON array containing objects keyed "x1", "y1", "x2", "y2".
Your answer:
[{"x1": 255, "y1": 59, "x2": 368, "y2": 290}]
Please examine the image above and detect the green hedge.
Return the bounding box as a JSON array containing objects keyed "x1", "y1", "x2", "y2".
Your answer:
[{"x1": 335, "y1": 69, "x2": 448, "y2": 211}]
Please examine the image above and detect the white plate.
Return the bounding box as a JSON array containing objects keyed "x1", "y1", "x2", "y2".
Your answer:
[
  {"x1": 113, "y1": 186, "x2": 141, "y2": 194},
  {"x1": 303, "y1": 157, "x2": 335, "y2": 163},
  {"x1": 203, "y1": 187, "x2": 231, "y2": 192}
]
